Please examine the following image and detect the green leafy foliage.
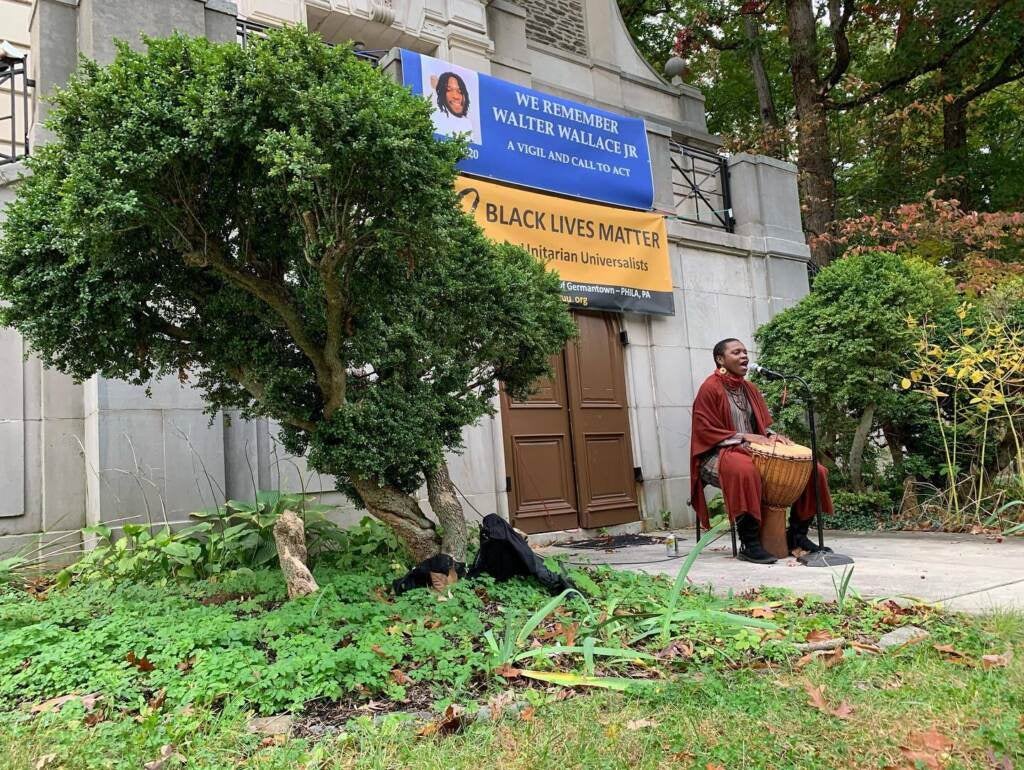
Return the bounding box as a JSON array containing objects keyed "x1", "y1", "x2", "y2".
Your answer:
[
  {"x1": 1, "y1": 533, "x2": 976, "y2": 722},
  {"x1": 53, "y1": 495, "x2": 398, "y2": 587},
  {"x1": 827, "y1": 490, "x2": 894, "y2": 531},
  {"x1": 0, "y1": 28, "x2": 574, "y2": 539},
  {"x1": 756, "y1": 252, "x2": 956, "y2": 489}
]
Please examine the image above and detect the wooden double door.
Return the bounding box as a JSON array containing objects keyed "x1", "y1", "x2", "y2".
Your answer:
[{"x1": 501, "y1": 312, "x2": 639, "y2": 534}]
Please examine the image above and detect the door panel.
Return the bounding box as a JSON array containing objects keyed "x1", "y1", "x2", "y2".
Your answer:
[
  {"x1": 565, "y1": 312, "x2": 639, "y2": 528},
  {"x1": 501, "y1": 312, "x2": 639, "y2": 533},
  {"x1": 500, "y1": 355, "x2": 580, "y2": 533}
]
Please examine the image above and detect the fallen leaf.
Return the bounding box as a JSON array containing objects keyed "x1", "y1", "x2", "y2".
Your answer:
[
  {"x1": 795, "y1": 648, "x2": 844, "y2": 669},
  {"x1": 176, "y1": 657, "x2": 195, "y2": 673},
  {"x1": 933, "y1": 643, "x2": 968, "y2": 661},
  {"x1": 494, "y1": 664, "x2": 522, "y2": 679},
  {"x1": 486, "y1": 690, "x2": 517, "y2": 720},
  {"x1": 982, "y1": 650, "x2": 1013, "y2": 669},
  {"x1": 986, "y1": 748, "x2": 1014, "y2": 770},
  {"x1": 30, "y1": 694, "x2": 98, "y2": 714},
  {"x1": 626, "y1": 718, "x2": 659, "y2": 730},
  {"x1": 832, "y1": 701, "x2": 854, "y2": 719},
  {"x1": 246, "y1": 715, "x2": 293, "y2": 736},
  {"x1": 805, "y1": 629, "x2": 834, "y2": 643},
  {"x1": 801, "y1": 679, "x2": 853, "y2": 719},
  {"x1": 370, "y1": 645, "x2": 389, "y2": 659},
  {"x1": 562, "y1": 622, "x2": 578, "y2": 647},
  {"x1": 84, "y1": 709, "x2": 106, "y2": 727},
  {"x1": 34, "y1": 754, "x2": 57, "y2": 770},
  {"x1": 126, "y1": 651, "x2": 155, "y2": 672},
  {"x1": 821, "y1": 647, "x2": 844, "y2": 668},
  {"x1": 143, "y1": 744, "x2": 182, "y2": 770},
  {"x1": 906, "y1": 730, "x2": 954, "y2": 753},
  {"x1": 391, "y1": 668, "x2": 413, "y2": 686},
  {"x1": 706, "y1": 764, "x2": 726, "y2": 770},
  {"x1": 147, "y1": 688, "x2": 166, "y2": 710},
  {"x1": 436, "y1": 704, "x2": 465, "y2": 735},
  {"x1": 416, "y1": 721, "x2": 439, "y2": 738},
  {"x1": 657, "y1": 640, "x2": 694, "y2": 660},
  {"x1": 899, "y1": 728, "x2": 954, "y2": 770},
  {"x1": 850, "y1": 641, "x2": 882, "y2": 655},
  {"x1": 519, "y1": 706, "x2": 535, "y2": 722},
  {"x1": 751, "y1": 607, "x2": 776, "y2": 619}
]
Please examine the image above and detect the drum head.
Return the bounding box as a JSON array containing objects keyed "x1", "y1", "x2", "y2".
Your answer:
[{"x1": 749, "y1": 441, "x2": 811, "y2": 461}]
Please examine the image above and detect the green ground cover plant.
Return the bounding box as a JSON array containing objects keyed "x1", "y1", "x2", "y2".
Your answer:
[{"x1": 1, "y1": 525, "x2": 1020, "y2": 769}]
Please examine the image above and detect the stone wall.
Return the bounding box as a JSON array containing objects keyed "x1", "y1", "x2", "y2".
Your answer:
[{"x1": 518, "y1": 0, "x2": 586, "y2": 56}]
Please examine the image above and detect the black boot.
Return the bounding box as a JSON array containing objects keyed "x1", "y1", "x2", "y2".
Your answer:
[
  {"x1": 735, "y1": 514, "x2": 777, "y2": 564},
  {"x1": 787, "y1": 516, "x2": 833, "y2": 554}
]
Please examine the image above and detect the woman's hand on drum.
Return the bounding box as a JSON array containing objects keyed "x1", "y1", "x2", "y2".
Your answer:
[
  {"x1": 743, "y1": 433, "x2": 774, "y2": 446},
  {"x1": 772, "y1": 433, "x2": 795, "y2": 445}
]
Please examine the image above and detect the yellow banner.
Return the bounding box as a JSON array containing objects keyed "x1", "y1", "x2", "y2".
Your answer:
[{"x1": 456, "y1": 176, "x2": 674, "y2": 315}]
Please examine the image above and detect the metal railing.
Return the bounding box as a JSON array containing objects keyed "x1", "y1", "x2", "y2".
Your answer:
[
  {"x1": 669, "y1": 142, "x2": 733, "y2": 232},
  {"x1": 236, "y1": 18, "x2": 386, "y2": 63},
  {"x1": 0, "y1": 55, "x2": 33, "y2": 166}
]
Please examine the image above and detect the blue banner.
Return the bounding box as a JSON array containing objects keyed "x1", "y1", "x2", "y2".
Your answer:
[{"x1": 400, "y1": 50, "x2": 655, "y2": 211}]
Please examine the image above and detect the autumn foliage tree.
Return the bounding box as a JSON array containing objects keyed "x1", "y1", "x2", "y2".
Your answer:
[
  {"x1": 0, "y1": 29, "x2": 575, "y2": 563},
  {"x1": 620, "y1": 0, "x2": 1024, "y2": 266}
]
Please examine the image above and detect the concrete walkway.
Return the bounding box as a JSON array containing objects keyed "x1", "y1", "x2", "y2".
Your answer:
[{"x1": 538, "y1": 530, "x2": 1024, "y2": 614}]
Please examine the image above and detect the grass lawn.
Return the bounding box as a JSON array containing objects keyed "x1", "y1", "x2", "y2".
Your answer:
[{"x1": 1, "y1": 537, "x2": 1021, "y2": 769}]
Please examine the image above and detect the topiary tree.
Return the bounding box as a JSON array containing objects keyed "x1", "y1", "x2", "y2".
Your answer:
[
  {"x1": 755, "y1": 252, "x2": 956, "y2": 493},
  {"x1": 0, "y1": 28, "x2": 574, "y2": 565}
]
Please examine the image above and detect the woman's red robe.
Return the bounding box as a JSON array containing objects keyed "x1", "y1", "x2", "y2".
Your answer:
[{"x1": 689, "y1": 372, "x2": 831, "y2": 528}]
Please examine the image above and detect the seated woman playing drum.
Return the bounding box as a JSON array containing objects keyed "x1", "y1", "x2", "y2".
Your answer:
[{"x1": 689, "y1": 338, "x2": 833, "y2": 564}]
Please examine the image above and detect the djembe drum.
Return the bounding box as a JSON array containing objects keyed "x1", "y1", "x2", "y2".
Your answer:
[{"x1": 748, "y1": 441, "x2": 813, "y2": 558}]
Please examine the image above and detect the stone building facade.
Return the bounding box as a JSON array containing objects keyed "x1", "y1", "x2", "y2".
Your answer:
[{"x1": 0, "y1": 0, "x2": 811, "y2": 557}]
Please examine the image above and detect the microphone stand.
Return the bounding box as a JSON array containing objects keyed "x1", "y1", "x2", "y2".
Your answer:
[
  {"x1": 755, "y1": 367, "x2": 853, "y2": 567},
  {"x1": 789, "y1": 374, "x2": 825, "y2": 552}
]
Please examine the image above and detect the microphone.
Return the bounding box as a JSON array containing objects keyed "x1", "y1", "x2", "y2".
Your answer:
[{"x1": 748, "y1": 363, "x2": 788, "y2": 381}]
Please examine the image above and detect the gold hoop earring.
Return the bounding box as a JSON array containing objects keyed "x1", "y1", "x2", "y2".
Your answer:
[{"x1": 718, "y1": 366, "x2": 727, "y2": 375}]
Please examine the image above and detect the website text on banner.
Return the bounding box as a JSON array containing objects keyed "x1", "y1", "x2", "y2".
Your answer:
[
  {"x1": 401, "y1": 50, "x2": 655, "y2": 211},
  {"x1": 457, "y1": 177, "x2": 673, "y2": 315}
]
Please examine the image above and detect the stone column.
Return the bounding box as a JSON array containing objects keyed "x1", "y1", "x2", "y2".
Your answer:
[
  {"x1": 485, "y1": 0, "x2": 530, "y2": 86},
  {"x1": 29, "y1": 0, "x2": 79, "y2": 147},
  {"x1": 727, "y1": 153, "x2": 807, "y2": 255}
]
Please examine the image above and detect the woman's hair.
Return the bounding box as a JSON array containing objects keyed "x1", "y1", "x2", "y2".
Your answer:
[
  {"x1": 435, "y1": 72, "x2": 470, "y2": 117},
  {"x1": 712, "y1": 338, "x2": 741, "y2": 366}
]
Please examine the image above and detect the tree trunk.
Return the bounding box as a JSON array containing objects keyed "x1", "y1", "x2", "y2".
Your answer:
[
  {"x1": 785, "y1": 0, "x2": 836, "y2": 267},
  {"x1": 899, "y1": 475, "x2": 922, "y2": 521},
  {"x1": 273, "y1": 509, "x2": 319, "y2": 599},
  {"x1": 848, "y1": 403, "x2": 876, "y2": 492},
  {"x1": 744, "y1": 14, "x2": 783, "y2": 156},
  {"x1": 881, "y1": 421, "x2": 905, "y2": 475},
  {"x1": 425, "y1": 461, "x2": 469, "y2": 563},
  {"x1": 350, "y1": 476, "x2": 441, "y2": 562},
  {"x1": 941, "y1": 94, "x2": 971, "y2": 209}
]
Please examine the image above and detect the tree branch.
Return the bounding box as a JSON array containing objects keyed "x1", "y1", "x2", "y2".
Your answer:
[
  {"x1": 191, "y1": 240, "x2": 334, "y2": 404},
  {"x1": 826, "y1": 2, "x2": 1007, "y2": 110},
  {"x1": 952, "y1": 39, "x2": 1024, "y2": 109},
  {"x1": 819, "y1": 0, "x2": 856, "y2": 97},
  {"x1": 227, "y1": 365, "x2": 318, "y2": 433}
]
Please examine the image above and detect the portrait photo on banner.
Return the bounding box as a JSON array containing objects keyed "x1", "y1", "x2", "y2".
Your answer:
[{"x1": 421, "y1": 58, "x2": 483, "y2": 145}]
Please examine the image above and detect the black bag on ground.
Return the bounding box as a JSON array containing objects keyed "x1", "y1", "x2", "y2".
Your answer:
[
  {"x1": 467, "y1": 513, "x2": 573, "y2": 595},
  {"x1": 391, "y1": 553, "x2": 466, "y2": 595}
]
